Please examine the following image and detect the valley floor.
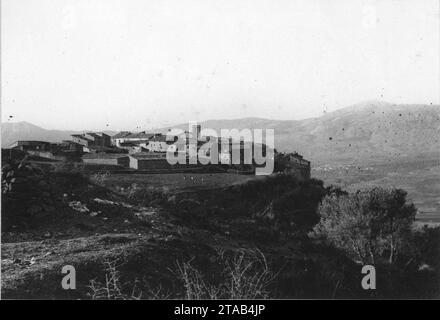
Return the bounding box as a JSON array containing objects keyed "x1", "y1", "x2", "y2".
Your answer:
[{"x1": 313, "y1": 157, "x2": 440, "y2": 224}]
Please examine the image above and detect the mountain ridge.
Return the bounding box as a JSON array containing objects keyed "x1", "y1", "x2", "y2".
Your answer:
[
  {"x1": 2, "y1": 102, "x2": 439, "y2": 164},
  {"x1": 1, "y1": 122, "x2": 116, "y2": 147}
]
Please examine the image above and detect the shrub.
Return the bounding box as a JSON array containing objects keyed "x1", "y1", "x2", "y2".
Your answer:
[
  {"x1": 88, "y1": 259, "x2": 170, "y2": 300},
  {"x1": 254, "y1": 178, "x2": 326, "y2": 237},
  {"x1": 1, "y1": 159, "x2": 50, "y2": 228},
  {"x1": 123, "y1": 184, "x2": 169, "y2": 205},
  {"x1": 314, "y1": 187, "x2": 417, "y2": 265},
  {"x1": 176, "y1": 249, "x2": 276, "y2": 299},
  {"x1": 410, "y1": 225, "x2": 440, "y2": 268},
  {"x1": 88, "y1": 249, "x2": 276, "y2": 300},
  {"x1": 234, "y1": 173, "x2": 300, "y2": 200},
  {"x1": 90, "y1": 171, "x2": 110, "y2": 187}
]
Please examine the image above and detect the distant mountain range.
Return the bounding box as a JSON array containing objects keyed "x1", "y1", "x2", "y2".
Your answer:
[
  {"x1": 161, "y1": 101, "x2": 440, "y2": 164},
  {"x1": 1, "y1": 122, "x2": 116, "y2": 148},
  {"x1": 2, "y1": 101, "x2": 439, "y2": 164},
  {"x1": 2, "y1": 121, "x2": 74, "y2": 146}
]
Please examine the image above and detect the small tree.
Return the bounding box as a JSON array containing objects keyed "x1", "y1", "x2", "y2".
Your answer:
[{"x1": 314, "y1": 187, "x2": 416, "y2": 265}]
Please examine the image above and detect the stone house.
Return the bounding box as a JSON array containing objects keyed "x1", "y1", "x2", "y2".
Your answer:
[
  {"x1": 71, "y1": 132, "x2": 111, "y2": 148},
  {"x1": 111, "y1": 131, "x2": 154, "y2": 147},
  {"x1": 128, "y1": 153, "x2": 170, "y2": 170},
  {"x1": 82, "y1": 153, "x2": 130, "y2": 167},
  {"x1": 10, "y1": 140, "x2": 52, "y2": 152},
  {"x1": 146, "y1": 134, "x2": 171, "y2": 152}
]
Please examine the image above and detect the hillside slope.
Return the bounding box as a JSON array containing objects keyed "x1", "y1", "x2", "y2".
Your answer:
[
  {"x1": 3, "y1": 102, "x2": 439, "y2": 163},
  {"x1": 161, "y1": 101, "x2": 440, "y2": 163},
  {"x1": 1, "y1": 121, "x2": 115, "y2": 147},
  {"x1": 279, "y1": 102, "x2": 440, "y2": 163}
]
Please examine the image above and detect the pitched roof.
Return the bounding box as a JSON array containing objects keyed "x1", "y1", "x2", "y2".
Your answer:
[
  {"x1": 128, "y1": 132, "x2": 155, "y2": 139},
  {"x1": 71, "y1": 134, "x2": 94, "y2": 142},
  {"x1": 129, "y1": 152, "x2": 167, "y2": 160},
  {"x1": 12, "y1": 140, "x2": 51, "y2": 146},
  {"x1": 82, "y1": 153, "x2": 129, "y2": 159},
  {"x1": 112, "y1": 131, "x2": 132, "y2": 139},
  {"x1": 119, "y1": 141, "x2": 137, "y2": 147},
  {"x1": 148, "y1": 134, "x2": 167, "y2": 142},
  {"x1": 86, "y1": 132, "x2": 101, "y2": 139}
]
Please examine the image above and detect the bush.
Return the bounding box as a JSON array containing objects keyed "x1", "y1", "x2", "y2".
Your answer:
[
  {"x1": 234, "y1": 173, "x2": 300, "y2": 200},
  {"x1": 410, "y1": 225, "x2": 440, "y2": 268},
  {"x1": 123, "y1": 184, "x2": 169, "y2": 205},
  {"x1": 314, "y1": 187, "x2": 417, "y2": 265},
  {"x1": 88, "y1": 259, "x2": 170, "y2": 300},
  {"x1": 88, "y1": 249, "x2": 276, "y2": 300},
  {"x1": 254, "y1": 178, "x2": 326, "y2": 237},
  {"x1": 90, "y1": 171, "x2": 110, "y2": 187},
  {"x1": 1, "y1": 159, "x2": 50, "y2": 229}
]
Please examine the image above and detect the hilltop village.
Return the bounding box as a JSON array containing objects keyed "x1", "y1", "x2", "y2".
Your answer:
[{"x1": 4, "y1": 126, "x2": 311, "y2": 178}]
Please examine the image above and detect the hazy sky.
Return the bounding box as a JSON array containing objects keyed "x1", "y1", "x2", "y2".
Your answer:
[{"x1": 1, "y1": 0, "x2": 439, "y2": 131}]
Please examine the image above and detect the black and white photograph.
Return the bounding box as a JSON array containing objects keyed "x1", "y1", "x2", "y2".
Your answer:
[{"x1": 1, "y1": 0, "x2": 439, "y2": 304}]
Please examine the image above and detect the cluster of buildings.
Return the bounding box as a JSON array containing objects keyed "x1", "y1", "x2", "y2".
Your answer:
[
  {"x1": 9, "y1": 132, "x2": 115, "y2": 161},
  {"x1": 6, "y1": 125, "x2": 311, "y2": 178},
  {"x1": 7, "y1": 130, "x2": 173, "y2": 167},
  {"x1": 112, "y1": 131, "x2": 170, "y2": 153}
]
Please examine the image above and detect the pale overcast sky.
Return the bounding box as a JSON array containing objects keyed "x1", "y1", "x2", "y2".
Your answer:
[{"x1": 1, "y1": 0, "x2": 439, "y2": 131}]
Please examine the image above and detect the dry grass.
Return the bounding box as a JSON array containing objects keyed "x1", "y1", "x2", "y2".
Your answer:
[
  {"x1": 87, "y1": 249, "x2": 276, "y2": 300},
  {"x1": 176, "y1": 249, "x2": 277, "y2": 300},
  {"x1": 88, "y1": 259, "x2": 170, "y2": 300}
]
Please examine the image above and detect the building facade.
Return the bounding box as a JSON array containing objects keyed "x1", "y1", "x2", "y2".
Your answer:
[
  {"x1": 111, "y1": 131, "x2": 154, "y2": 147},
  {"x1": 10, "y1": 140, "x2": 52, "y2": 152},
  {"x1": 82, "y1": 153, "x2": 130, "y2": 167},
  {"x1": 71, "y1": 132, "x2": 111, "y2": 148}
]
